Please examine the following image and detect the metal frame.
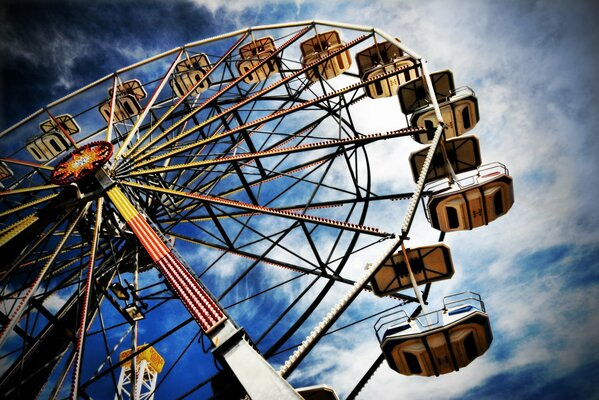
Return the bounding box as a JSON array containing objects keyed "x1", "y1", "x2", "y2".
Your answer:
[{"x1": 0, "y1": 20, "x2": 449, "y2": 399}]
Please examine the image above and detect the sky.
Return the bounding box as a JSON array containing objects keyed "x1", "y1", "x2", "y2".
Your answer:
[{"x1": 1, "y1": 0, "x2": 599, "y2": 399}]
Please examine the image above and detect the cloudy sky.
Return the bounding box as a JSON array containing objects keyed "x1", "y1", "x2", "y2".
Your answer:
[{"x1": 1, "y1": 0, "x2": 599, "y2": 399}]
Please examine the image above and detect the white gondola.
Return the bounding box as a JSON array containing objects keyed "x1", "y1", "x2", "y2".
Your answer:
[
  {"x1": 355, "y1": 40, "x2": 419, "y2": 99},
  {"x1": 98, "y1": 79, "x2": 147, "y2": 123},
  {"x1": 409, "y1": 135, "x2": 482, "y2": 184},
  {"x1": 300, "y1": 30, "x2": 351, "y2": 82},
  {"x1": 26, "y1": 114, "x2": 81, "y2": 162},
  {"x1": 237, "y1": 36, "x2": 279, "y2": 84},
  {"x1": 427, "y1": 162, "x2": 514, "y2": 232},
  {"x1": 25, "y1": 131, "x2": 71, "y2": 162},
  {"x1": 170, "y1": 53, "x2": 211, "y2": 97},
  {"x1": 375, "y1": 291, "x2": 492, "y2": 377},
  {"x1": 297, "y1": 384, "x2": 339, "y2": 400},
  {"x1": 39, "y1": 114, "x2": 80, "y2": 136},
  {"x1": 370, "y1": 244, "x2": 454, "y2": 297}
]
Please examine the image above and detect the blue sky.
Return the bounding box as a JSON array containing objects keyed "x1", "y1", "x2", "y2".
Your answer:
[{"x1": 1, "y1": 0, "x2": 599, "y2": 399}]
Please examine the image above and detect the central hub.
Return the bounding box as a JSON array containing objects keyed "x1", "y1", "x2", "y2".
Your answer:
[{"x1": 51, "y1": 141, "x2": 113, "y2": 185}]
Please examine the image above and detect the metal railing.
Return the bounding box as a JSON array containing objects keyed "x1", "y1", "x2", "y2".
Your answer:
[{"x1": 373, "y1": 290, "x2": 484, "y2": 343}]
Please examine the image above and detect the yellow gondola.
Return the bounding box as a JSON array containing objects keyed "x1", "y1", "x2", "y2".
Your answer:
[
  {"x1": 25, "y1": 114, "x2": 80, "y2": 162},
  {"x1": 237, "y1": 36, "x2": 279, "y2": 84},
  {"x1": 39, "y1": 114, "x2": 80, "y2": 135},
  {"x1": 355, "y1": 40, "x2": 419, "y2": 98},
  {"x1": 25, "y1": 131, "x2": 72, "y2": 162},
  {"x1": 300, "y1": 30, "x2": 351, "y2": 82}
]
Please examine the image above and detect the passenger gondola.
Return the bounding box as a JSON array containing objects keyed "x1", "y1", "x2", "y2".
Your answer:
[
  {"x1": 375, "y1": 291, "x2": 492, "y2": 376},
  {"x1": 25, "y1": 130, "x2": 71, "y2": 162},
  {"x1": 370, "y1": 244, "x2": 454, "y2": 297},
  {"x1": 397, "y1": 70, "x2": 480, "y2": 143},
  {"x1": 300, "y1": 30, "x2": 351, "y2": 82},
  {"x1": 237, "y1": 36, "x2": 279, "y2": 84},
  {"x1": 397, "y1": 69, "x2": 454, "y2": 115},
  {"x1": 98, "y1": 79, "x2": 146, "y2": 123},
  {"x1": 411, "y1": 86, "x2": 480, "y2": 144},
  {"x1": 0, "y1": 161, "x2": 13, "y2": 184},
  {"x1": 170, "y1": 53, "x2": 211, "y2": 97},
  {"x1": 426, "y1": 162, "x2": 515, "y2": 232},
  {"x1": 297, "y1": 384, "x2": 340, "y2": 400},
  {"x1": 409, "y1": 135, "x2": 482, "y2": 184},
  {"x1": 355, "y1": 40, "x2": 419, "y2": 98},
  {"x1": 25, "y1": 114, "x2": 81, "y2": 162},
  {"x1": 39, "y1": 113, "x2": 80, "y2": 136}
]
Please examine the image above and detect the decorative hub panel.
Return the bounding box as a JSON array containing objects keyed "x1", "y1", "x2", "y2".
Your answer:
[{"x1": 51, "y1": 141, "x2": 113, "y2": 185}]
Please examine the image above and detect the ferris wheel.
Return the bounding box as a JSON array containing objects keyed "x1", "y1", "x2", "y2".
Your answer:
[{"x1": 0, "y1": 21, "x2": 514, "y2": 399}]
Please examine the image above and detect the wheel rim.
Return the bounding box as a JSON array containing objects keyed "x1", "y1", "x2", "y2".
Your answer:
[{"x1": 0, "y1": 22, "x2": 424, "y2": 399}]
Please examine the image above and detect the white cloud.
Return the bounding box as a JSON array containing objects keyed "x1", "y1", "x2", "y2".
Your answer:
[
  {"x1": 196, "y1": 2, "x2": 599, "y2": 398},
  {"x1": 190, "y1": 0, "x2": 307, "y2": 15},
  {"x1": 284, "y1": 243, "x2": 599, "y2": 399},
  {"x1": 41, "y1": 289, "x2": 71, "y2": 314}
]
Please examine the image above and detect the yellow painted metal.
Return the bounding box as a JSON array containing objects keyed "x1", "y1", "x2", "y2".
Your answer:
[
  {"x1": 0, "y1": 214, "x2": 39, "y2": 247},
  {"x1": 106, "y1": 187, "x2": 138, "y2": 222},
  {"x1": 131, "y1": 159, "x2": 214, "y2": 176},
  {"x1": 0, "y1": 184, "x2": 60, "y2": 196},
  {"x1": 122, "y1": 181, "x2": 190, "y2": 199},
  {"x1": 23, "y1": 240, "x2": 85, "y2": 260},
  {"x1": 46, "y1": 255, "x2": 85, "y2": 277},
  {"x1": 0, "y1": 214, "x2": 37, "y2": 236},
  {"x1": 0, "y1": 193, "x2": 59, "y2": 218},
  {"x1": 124, "y1": 34, "x2": 249, "y2": 161},
  {"x1": 131, "y1": 45, "x2": 406, "y2": 170},
  {"x1": 130, "y1": 30, "x2": 317, "y2": 165},
  {"x1": 132, "y1": 112, "x2": 222, "y2": 166},
  {"x1": 120, "y1": 180, "x2": 387, "y2": 237},
  {"x1": 129, "y1": 129, "x2": 410, "y2": 177},
  {"x1": 113, "y1": 50, "x2": 185, "y2": 162},
  {"x1": 19, "y1": 246, "x2": 86, "y2": 273},
  {"x1": 119, "y1": 345, "x2": 165, "y2": 374},
  {"x1": 161, "y1": 202, "x2": 343, "y2": 225},
  {"x1": 0, "y1": 204, "x2": 88, "y2": 349},
  {"x1": 192, "y1": 158, "x2": 329, "y2": 201},
  {"x1": 169, "y1": 232, "x2": 221, "y2": 249},
  {"x1": 126, "y1": 93, "x2": 206, "y2": 161}
]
